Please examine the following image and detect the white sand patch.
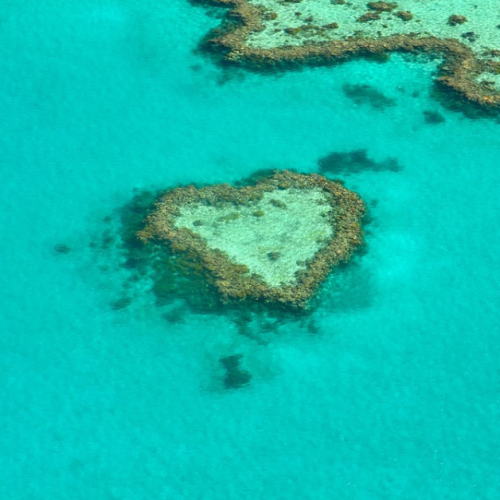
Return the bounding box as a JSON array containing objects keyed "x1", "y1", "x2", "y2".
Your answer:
[{"x1": 174, "y1": 188, "x2": 333, "y2": 287}]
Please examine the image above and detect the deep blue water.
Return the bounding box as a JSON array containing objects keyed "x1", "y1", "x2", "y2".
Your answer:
[{"x1": 1, "y1": 1, "x2": 500, "y2": 498}]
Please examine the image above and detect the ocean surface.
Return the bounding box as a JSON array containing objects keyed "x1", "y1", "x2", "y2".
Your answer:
[{"x1": 1, "y1": 1, "x2": 500, "y2": 498}]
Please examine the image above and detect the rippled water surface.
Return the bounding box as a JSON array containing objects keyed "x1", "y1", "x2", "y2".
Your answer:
[{"x1": 1, "y1": 1, "x2": 500, "y2": 499}]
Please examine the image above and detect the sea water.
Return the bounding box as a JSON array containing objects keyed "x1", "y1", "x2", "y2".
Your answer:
[{"x1": 1, "y1": 1, "x2": 500, "y2": 499}]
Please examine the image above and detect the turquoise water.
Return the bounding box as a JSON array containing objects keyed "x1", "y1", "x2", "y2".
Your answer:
[{"x1": 1, "y1": 1, "x2": 500, "y2": 498}]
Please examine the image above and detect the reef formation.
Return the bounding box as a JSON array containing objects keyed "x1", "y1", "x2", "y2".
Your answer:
[
  {"x1": 198, "y1": 0, "x2": 500, "y2": 110},
  {"x1": 138, "y1": 171, "x2": 365, "y2": 308}
]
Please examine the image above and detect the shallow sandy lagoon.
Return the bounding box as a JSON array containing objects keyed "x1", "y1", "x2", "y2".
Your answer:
[{"x1": 174, "y1": 188, "x2": 333, "y2": 286}]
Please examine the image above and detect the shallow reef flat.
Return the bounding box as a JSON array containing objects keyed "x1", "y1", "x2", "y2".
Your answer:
[
  {"x1": 139, "y1": 171, "x2": 365, "y2": 308},
  {"x1": 199, "y1": 0, "x2": 500, "y2": 109}
]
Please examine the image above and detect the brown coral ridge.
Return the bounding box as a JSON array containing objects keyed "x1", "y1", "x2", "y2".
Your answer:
[
  {"x1": 194, "y1": 0, "x2": 500, "y2": 111},
  {"x1": 138, "y1": 171, "x2": 365, "y2": 309}
]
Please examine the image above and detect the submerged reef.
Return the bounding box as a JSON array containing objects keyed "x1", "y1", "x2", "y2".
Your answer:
[
  {"x1": 220, "y1": 354, "x2": 252, "y2": 389},
  {"x1": 342, "y1": 83, "x2": 396, "y2": 109},
  {"x1": 139, "y1": 171, "x2": 365, "y2": 309},
  {"x1": 196, "y1": 0, "x2": 500, "y2": 110},
  {"x1": 318, "y1": 149, "x2": 401, "y2": 175}
]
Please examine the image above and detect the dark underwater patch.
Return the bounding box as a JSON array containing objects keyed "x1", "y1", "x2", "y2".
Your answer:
[
  {"x1": 342, "y1": 83, "x2": 396, "y2": 109},
  {"x1": 219, "y1": 354, "x2": 252, "y2": 389},
  {"x1": 110, "y1": 296, "x2": 132, "y2": 310},
  {"x1": 216, "y1": 66, "x2": 246, "y2": 86},
  {"x1": 423, "y1": 109, "x2": 446, "y2": 124},
  {"x1": 318, "y1": 149, "x2": 401, "y2": 175},
  {"x1": 54, "y1": 243, "x2": 71, "y2": 254},
  {"x1": 162, "y1": 305, "x2": 186, "y2": 324}
]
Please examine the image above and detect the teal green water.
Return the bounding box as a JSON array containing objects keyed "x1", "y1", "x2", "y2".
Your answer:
[{"x1": 1, "y1": 1, "x2": 500, "y2": 498}]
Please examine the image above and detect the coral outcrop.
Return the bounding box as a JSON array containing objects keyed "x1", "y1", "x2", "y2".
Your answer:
[
  {"x1": 195, "y1": 0, "x2": 500, "y2": 111},
  {"x1": 139, "y1": 171, "x2": 365, "y2": 308}
]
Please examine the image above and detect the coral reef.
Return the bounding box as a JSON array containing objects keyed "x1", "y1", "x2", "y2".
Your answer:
[
  {"x1": 448, "y1": 15, "x2": 468, "y2": 27},
  {"x1": 139, "y1": 171, "x2": 365, "y2": 309},
  {"x1": 394, "y1": 11, "x2": 413, "y2": 22},
  {"x1": 368, "y1": 2, "x2": 398, "y2": 13},
  {"x1": 194, "y1": 0, "x2": 500, "y2": 111}
]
